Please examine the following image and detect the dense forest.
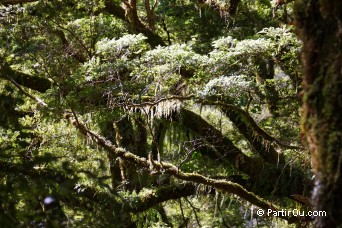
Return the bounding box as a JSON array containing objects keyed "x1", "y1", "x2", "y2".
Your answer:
[{"x1": 0, "y1": 0, "x2": 341, "y2": 227}]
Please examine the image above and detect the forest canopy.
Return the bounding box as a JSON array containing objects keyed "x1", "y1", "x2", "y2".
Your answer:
[{"x1": 0, "y1": 0, "x2": 318, "y2": 227}]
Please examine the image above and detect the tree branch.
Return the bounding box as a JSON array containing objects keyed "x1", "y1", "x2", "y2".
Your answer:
[
  {"x1": 7, "y1": 76, "x2": 47, "y2": 107},
  {"x1": 174, "y1": 108, "x2": 263, "y2": 179},
  {"x1": 0, "y1": 62, "x2": 52, "y2": 93},
  {"x1": 198, "y1": 100, "x2": 304, "y2": 150},
  {"x1": 70, "y1": 117, "x2": 299, "y2": 223}
]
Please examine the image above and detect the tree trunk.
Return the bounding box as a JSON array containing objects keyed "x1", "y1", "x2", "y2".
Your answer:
[{"x1": 295, "y1": 1, "x2": 342, "y2": 227}]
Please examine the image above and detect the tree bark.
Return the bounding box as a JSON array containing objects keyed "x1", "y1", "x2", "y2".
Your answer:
[
  {"x1": 295, "y1": 1, "x2": 342, "y2": 227},
  {"x1": 173, "y1": 108, "x2": 306, "y2": 197},
  {"x1": 220, "y1": 105, "x2": 285, "y2": 165}
]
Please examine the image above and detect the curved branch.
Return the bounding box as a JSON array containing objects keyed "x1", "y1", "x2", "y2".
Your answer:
[
  {"x1": 204, "y1": 101, "x2": 284, "y2": 164},
  {"x1": 71, "y1": 118, "x2": 299, "y2": 223},
  {"x1": 174, "y1": 108, "x2": 263, "y2": 178},
  {"x1": 198, "y1": 100, "x2": 304, "y2": 151}
]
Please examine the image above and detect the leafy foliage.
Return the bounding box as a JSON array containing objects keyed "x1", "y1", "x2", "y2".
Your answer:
[{"x1": 0, "y1": 0, "x2": 309, "y2": 227}]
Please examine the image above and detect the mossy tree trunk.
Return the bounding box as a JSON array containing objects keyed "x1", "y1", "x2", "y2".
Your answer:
[{"x1": 295, "y1": 1, "x2": 342, "y2": 227}]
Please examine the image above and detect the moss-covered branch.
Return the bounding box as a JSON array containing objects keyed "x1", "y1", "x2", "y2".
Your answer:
[
  {"x1": 171, "y1": 108, "x2": 307, "y2": 197},
  {"x1": 71, "y1": 118, "x2": 299, "y2": 223},
  {"x1": 174, "y1": 108, "x2": 264, "y2": 178},
  {"x1": 202, "y1": 100, "x2": 285, "y2": 164}
]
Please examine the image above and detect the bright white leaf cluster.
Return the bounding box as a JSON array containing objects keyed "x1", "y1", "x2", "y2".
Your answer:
[
  {"x1": 212, "y1": 36, "x2": 237, "y2": 51},
  {"x1": 201, "y1": 75, "x2": 253, "y2": 97},
  {"x1": 96, "y1": 34, "x2": 149, "y2": 60}
]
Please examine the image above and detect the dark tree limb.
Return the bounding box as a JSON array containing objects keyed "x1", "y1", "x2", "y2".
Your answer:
[
  {"x1": 212, "y1": 101, "x2": 285, "y2": 165},
  {"x1": 172, "y1": 108, "x2": 307, "y2": 197},
  {"x1": 112, "y1": 94, "x2": 302, "y2": 150},
  {"x1": 199, "y1": 101, "x2": 303, "y2": 150},
  {"x1": 0, "y1": 62, "x2": 51, "y2": 93},
  {"x1": 174, "y1": 108, "x2": 264, "y2": 179},
  {"x1": 6, "y1": 76, "x2": 47, "y2": 107}
]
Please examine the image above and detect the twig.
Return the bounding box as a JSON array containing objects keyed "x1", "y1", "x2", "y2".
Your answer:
[
  {"x1": 185, "y1": 198, "x2": 201, "y2": 227},
  {"x1": 7, "y1": 76, "x2": 47, "y2": 107}
]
